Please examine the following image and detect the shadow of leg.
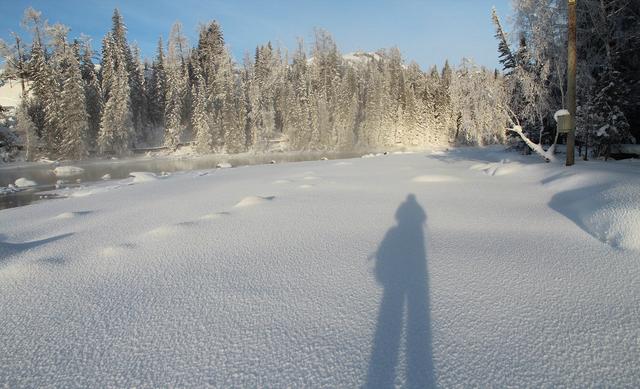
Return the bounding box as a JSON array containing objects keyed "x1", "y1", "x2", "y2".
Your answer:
[
  {"x1": 406, "y1": 278, "x2": 435, "y2": 388},
  {"x1": 365, "y1": 286, "x2": 404, "y2": 388}
]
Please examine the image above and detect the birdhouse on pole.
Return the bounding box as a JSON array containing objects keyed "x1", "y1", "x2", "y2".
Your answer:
[{"x1": 554, "y1": 109, "x2": 572, "y2": 134}]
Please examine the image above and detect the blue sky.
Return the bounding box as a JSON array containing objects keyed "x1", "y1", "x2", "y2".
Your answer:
[{"x1": 0, "y1": 0, "x2": 512, "y2": 70}]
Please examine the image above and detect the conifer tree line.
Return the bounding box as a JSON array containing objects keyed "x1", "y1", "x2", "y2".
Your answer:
[
  {"x1": 1, "y1": 7, "x2": 508, "y2": 161},
  {"x1": 492, "y1": 0, "x2": 639, "y2": 159}
]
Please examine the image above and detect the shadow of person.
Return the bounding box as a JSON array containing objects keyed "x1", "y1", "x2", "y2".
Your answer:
[{"x1": 366, "y1": 194, "x2": 435, "y2": 388}]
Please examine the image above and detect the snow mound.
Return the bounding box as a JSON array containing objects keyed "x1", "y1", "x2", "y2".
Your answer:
[
  {"x1": 14, "y1": 178, "x2": 37, "y2": 188},
  {"x1": 549, "y1": 180, "x2": 640, "y2": 251},
  {"x1": 298, "y1": 184, "x2": 314, "y2": 189},
  {"x1": 199, "y1": 212, "x2": 228, "y2": 220},
  {"x1": 216, "y1": 162, "x2": 232, "y2": 169},
  {"x1": 53, "y1": 166, "x2": 85, "y2": 177},
  {"x1": 54, "y1": 211, "x2": 91, "y2": 219},
  {"x1": 144, "y1": 225, "x2": 182, "y2": 238},
  {"x1": 469, "y1": 163, "x2": 489, "y2": 171},
  {"x1": 273, "y1": 179, "x2": 292, "y2": 184},
  {"x1": 101, "y1": 244, "x2": 134, "y2": 257},
  {"x1": 412, "y1": 175, "x2": 459, "y2": 183},
  {"x1": 101, "y1": 174, "x2": 111, "y2": 180},
  {"x1": 234, "y1": 195, "x2": 275, "y2": 208},
  {"x1": 129, "y1": 172, "x2": 159, "y2": 183}
]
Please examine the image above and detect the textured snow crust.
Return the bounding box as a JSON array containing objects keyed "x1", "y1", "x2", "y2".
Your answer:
[{"x1": 0, "y1": 147, "x2": 639, "y2": 387}]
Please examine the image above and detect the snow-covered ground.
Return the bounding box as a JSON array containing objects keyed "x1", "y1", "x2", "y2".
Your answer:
[{"x1": 0, "y1": 147, "x2": 638, "y2": 387}]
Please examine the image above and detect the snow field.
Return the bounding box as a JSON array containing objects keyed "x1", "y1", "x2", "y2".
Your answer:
[{"x1": 0, "y1": 147, "x2": 638, "y2": 387}]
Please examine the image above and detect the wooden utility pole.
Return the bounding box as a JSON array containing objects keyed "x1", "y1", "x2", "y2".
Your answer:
[{"x1": 566, "y1": 0, "x2": 577, "y2": 166}]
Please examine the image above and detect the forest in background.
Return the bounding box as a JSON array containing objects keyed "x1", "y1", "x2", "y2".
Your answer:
[
  {"x1": 493, "y1": 0, "x2": 639, "y2": 159},
  {"x1": 0, "y1": 1, "x2": 638, "y2": 162}
]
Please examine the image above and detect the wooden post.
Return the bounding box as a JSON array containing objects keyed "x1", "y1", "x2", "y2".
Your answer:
[{"x1": 566, "y1": 0, "x2": 577, "y2": 166}]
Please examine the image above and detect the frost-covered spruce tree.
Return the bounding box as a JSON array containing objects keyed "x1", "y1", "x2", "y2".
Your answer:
[
  {"x1": 285, "y1": 39, "x2": 311, "y2": 149},
  {"x1": 575, "y1": 0, "x2": 638, "y2": 155},
  {"x1": 310, "y1": 29, "x2": 341, "y2": 149},
  {"x1": 147, "y1": 37, "x2": 166, "y2": 139},
  {"x1": 163, "y1": 22, "x2": 189, "y2": 148},
  {"x1": 492, "y1": 7, "x2": 516, "y2": 74},
  {"x1": 191, "y1": 65, "x2": 212, "y2": 152},
  {"x1": 163, "y1": 65, "x2": 187, "y2": 148},
  {"x1": 361, "y1": 60, "x2": 385, "y2": 147},
  {"x1": 199, "y1": 24, "x2": 234, "y2": 151},
  {"x1": 240, "y1": 55, "x2": 255, "y2": 149},
  {"x1": 98, "y1": 33, "x2": 133, "y2": 154},
  {"x1": 194, "y1": 21, "x2": 224, "y2": 91},
  {"x1": 80, "y1": 39, "x2": 102, "y2": 148},
  {"x1": 588, "y1": 67, "x2": 633, "y2": 158},
  {"x1": 164, "y1": 22, "x2": 188, "y2": 148},
  {"x1": 110, "y1": 9, "x2": 148, "y2": 141},
  {"x1": 219, "y1": 50, "x2": 246, "y2": 153},
  {"x1": 130, "y1": 45, "x2": 148, "y2": 144},
  {"x1": 334, "y1": 66, "x2": 358, "y2": 149},
  {"x1": 16, "y1": 99, "x2": 38, "y2": 161},
  {"x1": 245, "y1": 48, "x2": 260, "y2": 149},
  {"x1": 59, "y1": 45, "x2": 89, "y2": 159},
  {"x1": 29, "y1": 36, "x2": 61, "y2": 155}
]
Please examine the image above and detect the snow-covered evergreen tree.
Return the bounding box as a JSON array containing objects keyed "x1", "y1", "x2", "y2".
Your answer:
[
  {"x1": 98, "y1": 33, "x2": 133, "y2": 154},
  {"x1": 16, "y1": 99, "x2": 38, "y2": 161},
  {"x1": 59, "y1": 45, "x2": 89, "y2": 159},
  {"x1": 147, "y1": 37, "x2": 166, "y2": 139},
  {"x1": 79, "y1": 39, "x2": 102, "y2": 148},
  {"x1": 163, "y1": 22, "x2": 189, "y2": 148},
  {"x1": 192, "y1": 67, "x2": 212, "y2": 152},
  {"x1": 130, "y1": 45, "x2": 148, "y2": 144},
  {"x1": 29, "y1": 36, "x2": 61, "y2": 155},
  {"x1": 220, "y1": 50, "x2": 245, "y2": 153}
]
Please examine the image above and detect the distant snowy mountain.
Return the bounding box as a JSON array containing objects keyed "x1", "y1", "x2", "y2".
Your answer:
[
  {"x1": 307, "y1": 51, "x2": 383, "y2": 66},
  {"x1": 0, "y1": 76, "x2": 25, "y2": 109},
  {"x1": 342, "y1": 51, "x2": 383, "y2": 64}
]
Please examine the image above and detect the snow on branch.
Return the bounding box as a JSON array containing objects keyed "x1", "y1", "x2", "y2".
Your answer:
[{"x1": 501, "y1": 104, "x2": 557, "y2": 162}]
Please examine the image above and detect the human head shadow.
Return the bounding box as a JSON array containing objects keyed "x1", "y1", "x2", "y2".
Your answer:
[{"x1": 366, "y1": 194, "x2": 435, "y2": 388}]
